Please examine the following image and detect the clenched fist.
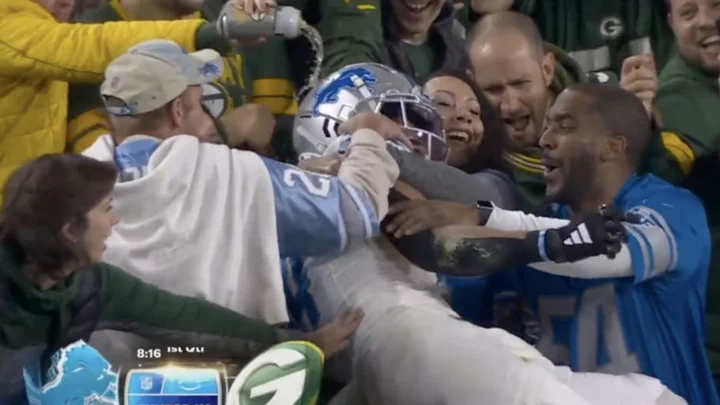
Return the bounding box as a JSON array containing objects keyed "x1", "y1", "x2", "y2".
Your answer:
[{"x1": 620, "y1": 54, "x2": 657, "y2": 117}]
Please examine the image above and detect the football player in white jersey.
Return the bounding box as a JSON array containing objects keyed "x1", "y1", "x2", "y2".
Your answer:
[{"x1": 287, "y1": 63, "x2": 686, "y2": 405}]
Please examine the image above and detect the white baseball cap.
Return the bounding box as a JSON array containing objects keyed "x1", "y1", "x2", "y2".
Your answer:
[{"x1": 101, "y1": 39, "x2": 223, "y2": 116}]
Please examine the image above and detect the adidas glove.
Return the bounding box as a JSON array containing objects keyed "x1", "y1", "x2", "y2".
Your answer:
[{"x1": 530, "y1": 204, "x2": 632, "y2": 263}]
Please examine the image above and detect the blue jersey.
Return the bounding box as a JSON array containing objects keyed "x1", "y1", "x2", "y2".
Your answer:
[
  {"x1": 259, "y1": 157, "x2": 379, "y2": 258},
  {"x1": 505, "y1": 175, "x2": 716, "y2": 405},
  {"x1": 114, "y1": 137, "x2": 380, "y2": 259}
]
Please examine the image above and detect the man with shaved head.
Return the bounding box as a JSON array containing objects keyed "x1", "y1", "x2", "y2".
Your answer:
[
  {"x1": 466, "y1": 11, "x2": 685, "y2": 210},
  {"x1": 438, "y1": 83, "x2": 717, "y2": 404},
  {"x1": 467, "y1": 11, "x2": 586, "y2": 209},
  {"x1": 458, "y1": 0, "x2": 674, "y2": 75}
]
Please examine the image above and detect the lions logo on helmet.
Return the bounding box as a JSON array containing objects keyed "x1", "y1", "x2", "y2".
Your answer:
[
  {"x1": 295, "y1": 63, "x2": 448, "y2": 162},
  {"x1": 227, "y1": 341, "x2": 324, "y2": 405},
  {"x1": 311, "y1": 67, "x2": 378, "y2": 116}
]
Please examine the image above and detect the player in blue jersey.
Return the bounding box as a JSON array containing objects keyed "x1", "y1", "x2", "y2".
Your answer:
[
  {"x1": 286, "y1": 63, "x2": 686, "y2": 405},
  {"x1": 436, "y1": 83, "x2": 715, "y2": 405},
  {"x1": 80, "y1": 40, "x2": 403, "y2": 364}
]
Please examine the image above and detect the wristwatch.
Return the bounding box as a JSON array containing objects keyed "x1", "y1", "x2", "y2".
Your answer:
[{"x1": 476, "y1": 200, "x2": 495, "y2": 226}]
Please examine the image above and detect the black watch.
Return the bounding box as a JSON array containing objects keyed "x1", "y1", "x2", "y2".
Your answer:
[{"x1": 476, "y1": 200, "x2": 494, "y2": 226}]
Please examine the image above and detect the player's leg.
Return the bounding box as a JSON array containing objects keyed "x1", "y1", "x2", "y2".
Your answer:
[
  {"x1": 353, "y1": 307, "x2": 594, "y2": 405},
  {"x1": 557, "y1": 368, "x2": 688, "y2": 405}
]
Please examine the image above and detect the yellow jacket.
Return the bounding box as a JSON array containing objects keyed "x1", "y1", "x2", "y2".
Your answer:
[{"x1": 0, "y1": 0, "x2": 208, "y2": 204}]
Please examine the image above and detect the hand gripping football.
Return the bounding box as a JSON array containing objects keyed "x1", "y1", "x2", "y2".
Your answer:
[{"x1": 226, "y1": 341, "x2": 325, "y2": 405}]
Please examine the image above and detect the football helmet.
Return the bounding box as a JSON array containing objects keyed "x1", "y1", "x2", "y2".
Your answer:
[{"x1": 293, "y1": 63, "x2": 447, "y2": 162}]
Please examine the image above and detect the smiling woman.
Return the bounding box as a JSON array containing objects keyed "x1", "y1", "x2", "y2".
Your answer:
[
  {"x1": 0, "y1": 153, "x2": 119, "y2": 287},
  {"x1": 422, "y1": 69, "x2": 510, "y2": 174}
]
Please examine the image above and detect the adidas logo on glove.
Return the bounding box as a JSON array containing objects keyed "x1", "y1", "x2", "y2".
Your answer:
[{"x1": 563, "y1": 223, "x2": 594, "y2": 246}]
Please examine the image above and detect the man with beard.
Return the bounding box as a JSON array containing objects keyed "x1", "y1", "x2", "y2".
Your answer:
[
  {"x1": 655, "y1": 0, "x2": 720, "y2": 383},
  {"x1": 67, "y1": 0, "x2": 299, "y2": 161},
  {"x1": 436, "y1": 83, "x2": 716, "y2": 405},
  {"x1": 467, "y1": 11, "x2": 687, "y2": 209}
]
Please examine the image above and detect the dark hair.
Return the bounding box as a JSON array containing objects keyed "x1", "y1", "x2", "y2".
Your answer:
[
  {"x1": 565, "y1": 83, "x2": 652, "y2": 169},
  {"x1": 0, "y1": 154, "x2": 117, "y2": 280},
  {"x1": 423, "y1": 69, "x2": 512, "y2": 176}
]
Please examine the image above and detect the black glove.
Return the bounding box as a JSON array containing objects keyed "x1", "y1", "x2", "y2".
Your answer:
[{"x1": 540, "y1": 204, "x2": 635, "y2": 263}]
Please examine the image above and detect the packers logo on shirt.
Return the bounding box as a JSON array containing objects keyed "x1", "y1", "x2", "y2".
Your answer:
[
  {"x1": 600, "y1": 16, "x2": 624, "y2": 39},
  {"x1": 202, "y1": 82, "x2": 232, "y2": 119},
  {"x1": 227, "y1": 341, "x2": 324, "y2": 405}
]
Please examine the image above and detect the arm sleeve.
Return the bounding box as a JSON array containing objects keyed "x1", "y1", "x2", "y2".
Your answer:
[
  {"x1": 259, "y1": 129, "x2": 399, "y2": 258},
  {"x1": 318, "y1": 0, "x2": 386, "y2": 77},
  {"x1": 0, "y1": 14, "x2": 209, "y2": 82},
  {"x1": 485, "y1": 207, "x2": 570, "y2": 231},
  {"x1": 529, "y1": 191, "x2": 709, "y2": 282},
  {"x1": 97, "y1": 265, "x2": 283, "y2": 359},
  {"x1": 622, "y1": 194, "x2": 708, "y2": 283},
  {"x1": 389, "y1": 148, "x2": 518, "y2": 209},
  {"x1": 655, "y1": 82, "x2": 719, "y2": 170}
]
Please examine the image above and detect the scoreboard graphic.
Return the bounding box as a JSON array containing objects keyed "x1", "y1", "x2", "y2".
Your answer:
[{"x1": 123, "y1": 365, "x2": 228, "y2": 405}]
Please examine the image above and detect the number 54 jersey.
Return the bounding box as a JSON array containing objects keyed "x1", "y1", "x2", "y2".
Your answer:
[{"x1": 505, "y1": 174, "x2": 719, "y2": 405}]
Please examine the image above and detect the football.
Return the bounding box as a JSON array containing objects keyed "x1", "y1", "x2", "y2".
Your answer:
[{"x1": 226, "y1": 341, "x2": 325, "y2": 405}]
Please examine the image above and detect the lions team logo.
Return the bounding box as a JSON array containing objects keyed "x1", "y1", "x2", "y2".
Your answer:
[
  {"x1": 23, "y1": 340, "x2": 118, "y2": 405},
  {"x1": 600, "y1": 16, "x2": 624, "y2": 39},
  {"x1": 312, "y1": 67, "x2": 378, "y2": 116},
  {"x1": 227, "y1": 341, "x2": 324, "y2": 405}
]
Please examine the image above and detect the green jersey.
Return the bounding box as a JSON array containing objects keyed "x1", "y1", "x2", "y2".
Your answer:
[
  {"x1": 503, "y1": 44, "x2": 585, "y2": 211},
  {"x1": 203, "y1": 0, "x2": 300, "y2": 162},
  {"x1": 656, "y1": 54, "x2": 720, "y2": 375},
  {"x1": 317, "y1": 0, "x2": 459, "y2": 80},
  {"x1": 461, "y1": 0, "x2": 675, "y2": 75}
]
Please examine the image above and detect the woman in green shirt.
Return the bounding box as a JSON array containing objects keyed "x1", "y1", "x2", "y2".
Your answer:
[{"x1": 0, "y1": 153, "x2": 361, "y2": 404}]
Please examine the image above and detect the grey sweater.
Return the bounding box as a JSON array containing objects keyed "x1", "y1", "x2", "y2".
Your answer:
[{"x1": 389, "y1": 148, "x2": 518, "y2": 209}]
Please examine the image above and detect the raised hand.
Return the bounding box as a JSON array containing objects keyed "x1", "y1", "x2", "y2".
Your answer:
[
  {"x1": 544, "y1": 204, "x2": 632, "y2": 263},
  {"x1": 620, "y1": 54, "x2": 657, "y2": 117}
]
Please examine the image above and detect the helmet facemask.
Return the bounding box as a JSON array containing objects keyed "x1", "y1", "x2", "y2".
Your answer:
[{"x1": 353, "y1": 91, "x2": 448, "y2": 162}]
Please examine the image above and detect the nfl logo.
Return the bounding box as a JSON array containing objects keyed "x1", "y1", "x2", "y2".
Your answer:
[
  {"x1": 110, "y1": 76, "x2": 120, "y2": 89},
  {"x1": 140, "y1": 376, "x2": 153, "y2": 391}
]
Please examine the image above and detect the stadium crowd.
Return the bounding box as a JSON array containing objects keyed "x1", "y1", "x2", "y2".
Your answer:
[{"x1": 0, "y1": 0, "x2": 720, "y2": 403}]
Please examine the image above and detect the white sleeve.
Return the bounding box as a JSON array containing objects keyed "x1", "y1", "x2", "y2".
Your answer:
[
  {"x1": 486, "y1": 208, "x2": 570, "y2": 231},
  {"x1": 337, "y1": 129, "x2": 400, "y2": 221},
  {"x1": 528, "y1": 245, "x2": 633, "y2": 278}
]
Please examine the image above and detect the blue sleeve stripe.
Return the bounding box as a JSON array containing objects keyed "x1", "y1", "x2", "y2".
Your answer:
[
  {"x1": 340, "y1": 182, "x2": 380, "y2": 239},
  {"x1": 639, "y1": 207, "x2": 678, "y2": 270},
  {"x1": 625, "y1": 225, "x2": 656, "y2": 281},
  {"x1": 336, "y1": 208, "x2": 349, "y2": 252},
  {"x1": 537, "y1": 230, "x2": 550, "y2": 261},
  {"x1": 627, "y1": 206, "x2": 678, "y2": 274}
]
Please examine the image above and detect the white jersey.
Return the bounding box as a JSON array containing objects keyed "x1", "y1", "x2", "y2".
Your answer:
[{"x1": 294, "y1": 238, "x2": 685, "y2": 405}]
